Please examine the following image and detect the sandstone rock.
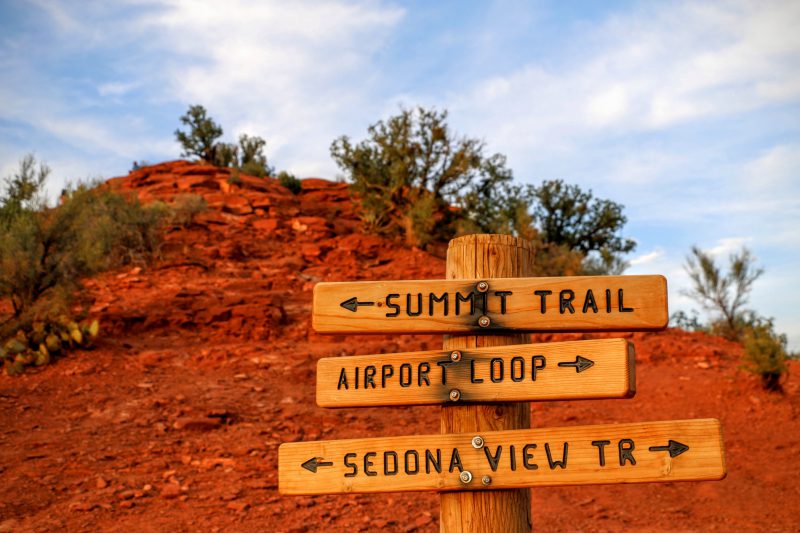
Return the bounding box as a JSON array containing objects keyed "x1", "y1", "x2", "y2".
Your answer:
[
  {"x1": 252, "y1": 218, "x2": 279, "y2": 232},
  {"x1": 227, "y1": 501, "x2": 249, "y2": 512},
  {"x1": 69, "y1": 501, "x2": 97, "y2": 512},
  {"x1": 221, "y1": 196, "x2": 253, "y2": 216},
  {"x1": 172, "y1": 416, "x2": 223, "y2": 431},
  {"x1": 160, "y1": 483, "x2": 181, "y2": 499}
]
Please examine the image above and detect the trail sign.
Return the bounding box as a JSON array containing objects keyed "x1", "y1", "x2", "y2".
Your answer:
[
  {"x1": 279, "y1": 418, "x2": 726, "y2": 495},
  {"x1": 312, "y1": 275, "x2": 668, "y2": 334},
  {"x1": 316, "y1": 338, "x2": 635, "y2": 407}
]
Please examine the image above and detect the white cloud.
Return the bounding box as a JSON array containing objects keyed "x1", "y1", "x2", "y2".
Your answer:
[
  {"x1": 742, "y1": 143, "x2": 800, "y2": 188},
  {"x1": 629, "y1": 248, "x2": 665, "y2": 267},
  {"x1": 98, "y1": 81, "x2": 140, "y2": 98},
  {"x1": 452, "y1": 0, "x2": 800, "y2": 173},
  {"x1": 134, "y1": 0, "x2": 405, "y2": 176}
]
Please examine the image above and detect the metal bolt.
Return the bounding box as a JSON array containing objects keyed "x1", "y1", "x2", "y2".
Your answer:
[
  {"x1": 478, "y1": 315, "x2": 491, "y2": 328},
  {"x1": 481, "y1": 475, "x2": 492, "y2": 485},
  {"x1": 450, "y1": 350, "x2": 462, "y2": 362},
  {"x1": 476, "y1": 281, "x2": 489, "y2": 293},
  {"x1": 449, "y1": 389, "x2": 461, "y2": 402},
  {"x1": 471, "y1": 435, "x2": 485, "y2": 449},
  {"x1": 459, "y1": 471, "x2": 473, "y2": 484}
]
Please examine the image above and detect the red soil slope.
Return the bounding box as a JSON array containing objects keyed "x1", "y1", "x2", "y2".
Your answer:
[{"x1": 1, "y1": 161, "x2": 798, "y2": 532}]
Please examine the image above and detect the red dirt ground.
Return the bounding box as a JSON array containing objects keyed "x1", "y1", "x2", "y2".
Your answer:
[{"x1": 1, "y1": 161, "x2": 798, "y2": 532}]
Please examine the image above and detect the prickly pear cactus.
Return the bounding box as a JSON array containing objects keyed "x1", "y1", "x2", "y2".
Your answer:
[{"x1": 2, "y1": 318, "x2": 100, "y2": 376}]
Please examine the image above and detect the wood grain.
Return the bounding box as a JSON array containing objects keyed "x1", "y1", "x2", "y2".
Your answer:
[
  {"x1": 278, "y1": 418, "x2": 726, "y2": 495},
  {"x1": 440, "y1": 234, "x2": 533, "y2": 533},
  {"x1": 312, "y1": 274, "x2": 668, "y2": 334},
  {"x1": 316, "y1": 338, "x2": 635, "y2": 407}
]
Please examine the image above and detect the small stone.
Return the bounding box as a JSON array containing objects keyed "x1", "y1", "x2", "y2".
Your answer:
[
  {"x1": 118, "y1": 490, "x2": 136, "y2": 500},
  {"x1": 172, "y1": 416, "x2": 222, "y2": 431},
  {"x1": 69, "y1": 502, "x2": 96, "y2": 512},
  {"x1": 0, "y1": 519, "x2": 20, "y2": 532},
  {"x1": 96, "y1": 477, "x2": 108, "y2": 489},
  {"x1": 252, "y1": 218, "x2": 279, "y2": 232},
  {"x1": 119, "y1": 500, "x2": 134, "y2": 509},
  {"x1": 143, "y1": 484, "x2": 153, "y2": 492},
  {"x1": 161, "y1": 484, "x2": 181, "y2": 499},
  {"x1": 227, "y1": 502, "x2": 249, "y2": 512},
  {"x1": 221, "y1": 489, "x2": 241, "y2": 501}
]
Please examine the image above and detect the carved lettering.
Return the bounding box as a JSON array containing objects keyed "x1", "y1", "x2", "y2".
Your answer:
[{"x1": 385, "y1": 293, "x2": 400, "y2": 317}]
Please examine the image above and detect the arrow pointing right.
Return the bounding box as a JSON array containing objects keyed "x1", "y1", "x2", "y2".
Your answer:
[
  {"x1": 648, "y1": 440, "x2": 690, "y2": 458},
  {"x1": 301, "y1": 457, "x2": 334, "y2": 473},
  {"x1": 557, "y1": 355, "x2": 595, "y2": 373}
]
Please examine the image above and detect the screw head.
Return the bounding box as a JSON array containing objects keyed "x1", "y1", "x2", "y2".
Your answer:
[
  {"x1": 481, "y1": 475, "x2": 492, "y2": 485},
  {"x1": 450, "y1": 350, "x2": 462, "y2": 362},
  {"x1": 459, "y1": 471, "x2": 473, "y2": 484},
  {"x1": 449, "y1": 389, "x2": 461, "y2": 402},
  {"x1": 476, "y1": 281, "x2": 489, "y2": 293},
  {"x1": 471, "y1": 435, "x2": 484, "y2": 449},
  {"x1": 478, "y1": 315, "x2": 491, "y2": 328}
]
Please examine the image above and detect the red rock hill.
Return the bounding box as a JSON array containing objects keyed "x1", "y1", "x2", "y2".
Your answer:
[{"x1": 0, "y1": 161, "x2": 797, "y2": 532}]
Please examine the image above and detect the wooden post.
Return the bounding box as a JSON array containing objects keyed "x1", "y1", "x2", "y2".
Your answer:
[{"x1": 440, "y1": 234, "x2": 533, "y2": 532}]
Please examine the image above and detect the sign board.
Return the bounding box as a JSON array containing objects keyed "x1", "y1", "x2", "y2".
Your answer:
[
  {"x1": 317, "y1": 338, "x2": 635, "y2": 407},
  {"x1": 312, "y1": 275, "x2": 668, "y2": 334},
  {"x1": 279, "y1": 418, "x2": 725, "y2": 495}
]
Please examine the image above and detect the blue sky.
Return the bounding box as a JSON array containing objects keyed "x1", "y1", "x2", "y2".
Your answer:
[{"x1": 1, "y1": 0, "x2": 799, "y2": 349}]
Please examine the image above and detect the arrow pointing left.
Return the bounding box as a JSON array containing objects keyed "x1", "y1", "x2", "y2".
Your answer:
[
  {"x1": 340, "y1": 297, "x2": 375, "y2": 313},
  {"x1": 301, "y1": 457, "x2": 334, "y2": 473}
]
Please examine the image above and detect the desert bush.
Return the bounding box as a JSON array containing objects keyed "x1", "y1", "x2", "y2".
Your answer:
[
  {"x1": 170, "y1": 194, "x2": 207, "y2": 227},
  {"x1": 214, "y1": 142, "x2": 239, "y2": 168},
  {"x1": 238, "y1": 134, "x2": 271, "y2": 178},
  {"x1": 174, "y1": 105, "x2": 272, "y2": 177},
  {"x1": 175, "y1": 105, "x2": 223, "y2": 162},
  {"x1": 740, "y1": 316, "x2": 788, "y2": 392},
  {"x1": 227, "y1": 170, "x2": 243, "y2": 186},
  {"x1": 670, "y1": 310, "x2": 705, "y2": 332},
  {"x1": 331, "y1": 107, "x2": 512, "y2": 248},
  {"x1": 278, "y1": 171, "x2": 302, "y2": 195},
  {"x1": 0, "y1": 155, "x2": 166, "y2": 374},
  {"x1": 331, "y1": 107, "x2": 635, "y2": 271},
  {"x1": 683, "y1": 246, "x2": 763, "y2": 341}
]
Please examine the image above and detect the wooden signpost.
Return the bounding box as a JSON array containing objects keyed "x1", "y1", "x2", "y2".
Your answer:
[
  {"x1": 279, "y1": 419, "x2": 725, "y2": 495},
  {"x1": 317, "y1": 338, "x2": 635, "y2": 407},
  {"x1": 312, "y1": 275, "x2": 668, "y2": 334},
  {"x1": 280, "y1": 234, "x2": 726, "y2": 532}
]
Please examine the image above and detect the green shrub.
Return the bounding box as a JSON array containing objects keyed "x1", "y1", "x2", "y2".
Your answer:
[
  {"x1": 214, "y1": 142, "x2": 238, "y2": 168},
  {"x1": 683, "y1": 246, "x2": 763, "y2": 341},
  {"x1": 174, "y1": 106, "x2": 273, "y2": 177},
  {"x1": 170, "y1": 194, "x2": 207, "y2": 227},
  {"x1": 0, "y1": 155, "x2": 166, "y2": 374},
  {"x1": 741, "y1": 316, "x2": 789, "y2": 392},
  {"x1": 238, "y1": 134, "x2": 271, "y2": 177},
  {"x1": 670, "y1": 310, "x2": 705, "y2": 332},
  {"x1": 404, "y1": 193, "x2": 437, "y2": 248},
  {"x1": 278, "y1": 171, "x2": 302, "y2": 195},
  {"x1": 330, "y1": 107, "x2": 505, "y2": 248},
  {"x1": 175, "y1": 105, "x2": 223, "y2": 162},
  {"x1": 331, "y1": 107, "x2": 635, "y2": 267},
  {"x1": 227, "y1": 170, "x2": 242, "y2": 186}
]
